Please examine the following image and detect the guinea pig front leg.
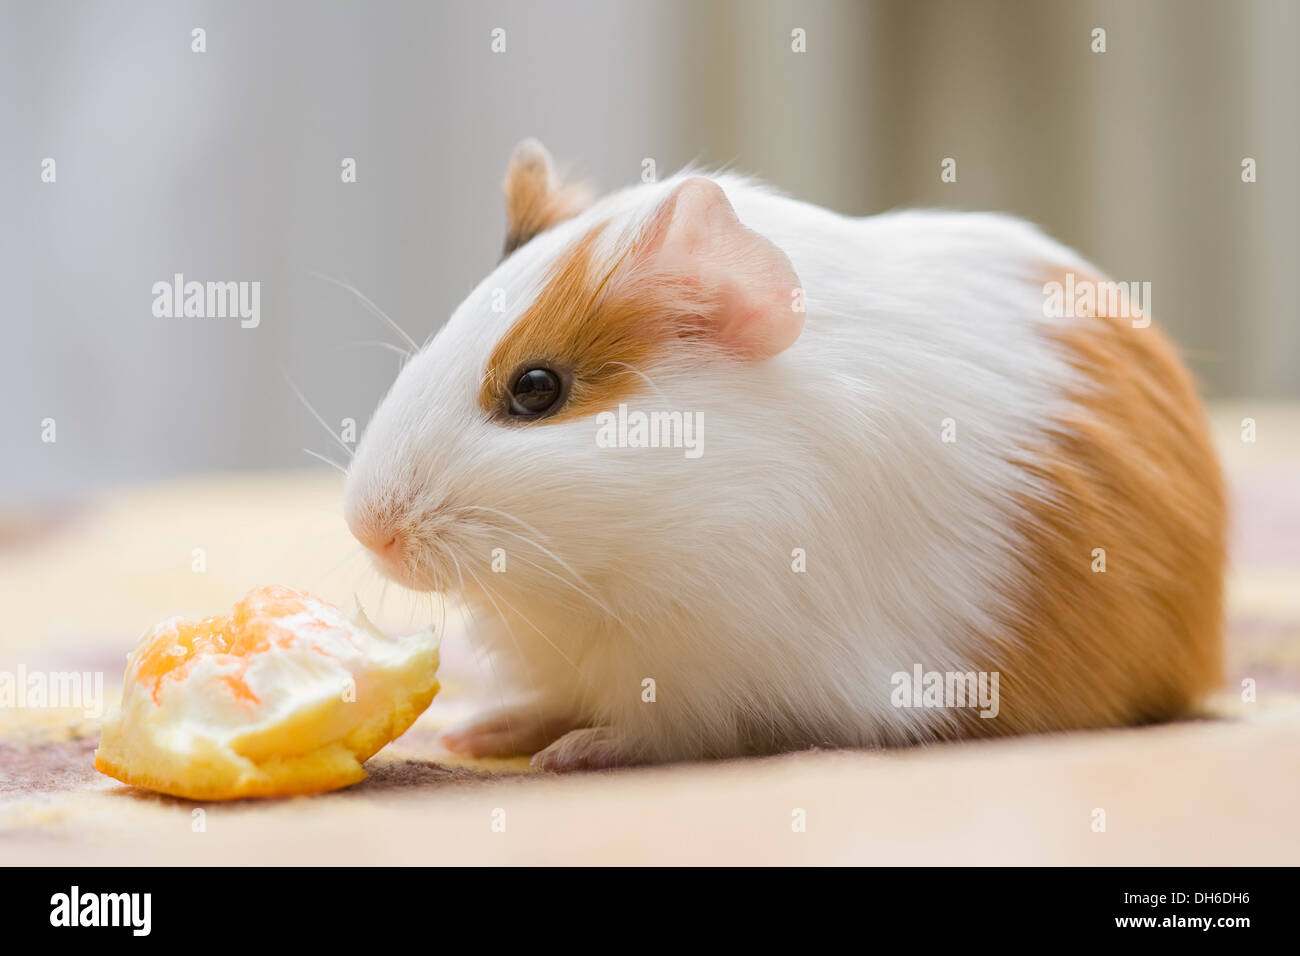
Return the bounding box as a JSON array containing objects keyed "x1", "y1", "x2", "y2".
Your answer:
[
  {"x1": 439, "y1": 702, "x2": 581, "y2": 759},
  {"x1": 530, "y1": 727, "x2": 640, "y2": 771}
]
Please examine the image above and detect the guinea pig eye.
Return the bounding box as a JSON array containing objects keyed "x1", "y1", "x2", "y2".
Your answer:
[{"x1": 508, "y1": 367, "x2": 563, "y2": 418}]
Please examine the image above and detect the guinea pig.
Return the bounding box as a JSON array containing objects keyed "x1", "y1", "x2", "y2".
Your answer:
[{"x1": 343, "y1": 138, "x2": 1226, "y2": 771}]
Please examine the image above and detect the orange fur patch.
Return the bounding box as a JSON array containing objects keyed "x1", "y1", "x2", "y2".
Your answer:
[
  {"x1": 479, "y1": 223, "x2": 704, "y2": 424},
  {"x1": 951, "y1": 268, "x2": 1226, "y2": 738}
]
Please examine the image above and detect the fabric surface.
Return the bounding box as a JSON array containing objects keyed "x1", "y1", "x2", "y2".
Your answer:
[{"x1": 2, "y1": 405, "x2": 1297, "y2": 865}]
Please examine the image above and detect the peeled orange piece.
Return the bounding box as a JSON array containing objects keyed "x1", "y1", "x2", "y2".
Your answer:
[{"x1": 95, "y1": 586, "x2": 439, "y2": 800}]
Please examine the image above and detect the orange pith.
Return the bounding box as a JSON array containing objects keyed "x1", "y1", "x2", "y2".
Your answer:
[{"x1": 131, "y1": 585, "x2": 330, "y2": 705}]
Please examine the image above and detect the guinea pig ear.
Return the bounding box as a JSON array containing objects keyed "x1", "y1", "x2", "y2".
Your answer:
[
  {"x1": 502, "y1": 139, "x2": 594, "y2": 256},
  {"x1": 634, "y1": 177, "x2": 804, "y2": 360}
]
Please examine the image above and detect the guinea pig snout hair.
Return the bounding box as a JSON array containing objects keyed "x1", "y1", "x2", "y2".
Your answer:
[
  {"x1": 344, "y1": 474, "x2": 445, "y2": 581},
  {"x1": 344, "y1": 459, "x2": 524, "y2": 596}
]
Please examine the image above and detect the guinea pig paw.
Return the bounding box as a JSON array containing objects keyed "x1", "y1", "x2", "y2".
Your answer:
[
  {"x1": 440, "y1": 705, "x2": 576, "y2": 759},
  {"x1": 530, "y1": 727, "x2": 630, "y2": 772}
]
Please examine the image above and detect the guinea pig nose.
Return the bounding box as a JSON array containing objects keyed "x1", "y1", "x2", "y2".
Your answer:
[{"x1": 347, "y1": 514, "x2": 403, "y2": 560}]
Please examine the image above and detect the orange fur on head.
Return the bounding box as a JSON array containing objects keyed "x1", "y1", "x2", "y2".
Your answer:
[
  {"x1": 956, "y1": 268, "x2": 1226, "y2": 738},
  {"x1": 479, "y1": 221, "x2": 707, "y2": 424}
]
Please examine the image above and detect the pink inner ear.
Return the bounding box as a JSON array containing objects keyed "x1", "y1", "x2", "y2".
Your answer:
[{"x1": 640, "y1": 177, "x2": 804, "y2": 359}]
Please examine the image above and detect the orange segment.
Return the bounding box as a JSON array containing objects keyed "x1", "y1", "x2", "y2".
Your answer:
[
  {"x1": 95, "y1": 585, "x2": 441, "y2": 800},
  {"x1": 130, "y1": 585, "x2": 319, "y2": 704}
]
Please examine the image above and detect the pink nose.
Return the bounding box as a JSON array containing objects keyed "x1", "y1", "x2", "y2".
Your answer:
[{"x1": 348, "y1": 517, "x2": 402, "y2": 561}]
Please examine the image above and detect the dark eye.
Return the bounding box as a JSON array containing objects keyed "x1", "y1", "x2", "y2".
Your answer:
[{"x1": 508, "y1": 367, "x2": 563, "y2": 417}]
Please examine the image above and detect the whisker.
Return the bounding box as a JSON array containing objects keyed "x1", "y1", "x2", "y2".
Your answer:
[
  {"x1": 455, "y1": 504, "x2": 603, "y2": 595},
  {"x1": 453, "y1": 503, "x2": 627, "y2": 628},
  {"x1": 468, "y1": 565, "x2": 578, "y2": 670},
  {"x1": 445, "y1": 555, "x2": 487, "y2": 667},
  {"x1": 450, "y1": 551, "x2": 525, "y2": 749},
  {"x1": 281, "y1": 366, "x2": 355, "y2": 460},
  {"x1": 461, "y1": 560, "x2": 560, "y2": 754},
  {"x1": 302, "y1": 447, "x2": 348, "y2": 475},
  {"x1": 506, "y1": 549, "x2": 625, "y2": 626},
  {"x1": 437, "y1": 591, "x2": 446, "y2": 639},
  {"x1": 309, "y1": 270, "x2": 420, "y2": 352}
]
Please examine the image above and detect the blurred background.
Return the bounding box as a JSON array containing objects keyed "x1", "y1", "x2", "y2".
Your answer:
[{"x1": 3, "y1": 0, "x2": 1298, "y2": 502}]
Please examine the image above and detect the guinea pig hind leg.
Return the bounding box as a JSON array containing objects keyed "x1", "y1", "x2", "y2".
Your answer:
[{"x1": 439, "y1": 703, "x2": 582, "y2": 759}]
